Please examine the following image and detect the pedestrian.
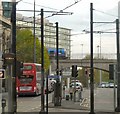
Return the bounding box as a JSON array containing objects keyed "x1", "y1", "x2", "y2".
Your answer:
[
  {"x1": 69, "y1": 85, "x2": 73, "y2": 101},
  {"x1": 78, "y1": 86, "x2": 83, "y2": 102}
]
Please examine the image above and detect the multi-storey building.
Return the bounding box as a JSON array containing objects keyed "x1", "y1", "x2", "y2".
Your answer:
[
  {"x1": 16, "y1": 14, "x2": 71, "y2": 59},
  {"x1": 0, "y1": 1, "x2": 71, "y2": 59}
]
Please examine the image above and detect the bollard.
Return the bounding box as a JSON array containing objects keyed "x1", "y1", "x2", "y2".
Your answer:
[
  {"x1": 52, "y1": 94, "x2": 54, "y2": 103},
  {"x1": 76, "y1": 90, "x2": 79, "y2": 102},
  {"x1": 66, "y1": 95, "x2": 69, "y2": 100},
  {"x1": 62, "y1": 86, "x2": 65, "y2": 99},
  {"x1": 79, "y1": 90, "x2": 82, "y2": 102},
  {"x1": 78, "y1": 89, "x2": 83, "y2": 102},
  {"x1": 2, "y1": 98, "x2": 6, "y2": 113}
]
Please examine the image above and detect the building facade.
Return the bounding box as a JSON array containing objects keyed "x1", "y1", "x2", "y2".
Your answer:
[
  {"x1": 0, "y1": 1, "x2": 71, "y2": 59},
  {"x1": 16, "y1": 14, "x2": 71, "y2": 59}
]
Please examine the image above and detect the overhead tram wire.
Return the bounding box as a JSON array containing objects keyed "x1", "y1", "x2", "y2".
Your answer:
[
  {"x1": 0, "y1": 0, "x2": 76, "y2": 24},
  {"x1": 22, "y1": 1, "x2": 58, "y2": 10},
  {"x1": 45, "y1": 0, "x2": 82, "y2": 18},
  {"x1": 82, "y1": 8, "x2": 118, "y2": 34},
  {"x1": 61, "y1": 0, "x2": 82, "y2": 11},
  {"x1": 94, "y1": 9, "x2": 118, "y2": 18}
]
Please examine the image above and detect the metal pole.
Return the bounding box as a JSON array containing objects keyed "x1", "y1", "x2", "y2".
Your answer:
[
  {"x1": 81, "y1": 44, "x2": 83, "y2": 59},
  {"x1": 89, "y1": 3, "x2": 95, "y2": 114},
  {"x1": 8, "y1": 65, "x2": 13, "y2": 112},
  {"x1": 114, "y1": 64, "x2": 117, "y2": 111},
  {"x1": 56, "y1": 22, "x2": 59, "y2": 78},
  {"x1": 40, "y1": 9, "x2": 45, "y2": 112},
  {"x1": 33, "y1": 0, "x2": 36, "y2": 63},
  {"x1": 46, "y1": 69, "x2": 49, "y2": 114},
  {"x1": 54, "y1": 22, "x2": 60, "y2": 106},
  {"x1": 74, "y1": 76, "x2": 76, "y2": 102},
  {"x1": 99, "y1": 33, "x2": 102, "y2": 85},
  {"x1": 115, "y1": 19, "x2": 120, "y2": 112},
  {"x1": 11, "y1": 1, "x2": 17, "y2": 113},
  {"x1": 97, "y1": 45, "x2": 99, "y2": 58}
]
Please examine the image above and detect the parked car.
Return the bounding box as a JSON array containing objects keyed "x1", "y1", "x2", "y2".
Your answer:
[
  {"x1": 99, "y1": 82, "x2": 116, "y2": 88},
  {"x1": 70, "y1": 82, "x2": 83, "y2": 91},
  {"x1": 105, "y1": 83, "x2": 110, "y2": 88},
  {"x1": 100, "y1": 83, "x2": 106, "y2": 88},
  {"x1": 109, "y1": 83, "x2": 114, "y2": 88},
  {"x1": 99, "y1": 82, "x2": 109, "y2": 88}
]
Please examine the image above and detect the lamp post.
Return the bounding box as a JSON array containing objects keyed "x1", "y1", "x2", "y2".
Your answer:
[
  {"x1": 96, "y1": 44, "x2": 102, "y2": 85},
  {"x1": 80, "y1": 44, "x2": 83, "y2": 59},
  {"x1": 98, "y1": 32, "x2": 102, "y2": 85},
  {"x1": 99, "y1": 33, "x2": 102, "y2": 58},
  {"x1": 97, "y1": 45, "x2": 100, "y2": 58}
]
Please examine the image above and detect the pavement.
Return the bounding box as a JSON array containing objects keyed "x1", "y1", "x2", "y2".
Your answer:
[
  {"x1": 48, "y1": 97, "x2": 89, "y2": 110},
  {"x1": 48, "y1": 98, "x2": 119, "y2": 114}
]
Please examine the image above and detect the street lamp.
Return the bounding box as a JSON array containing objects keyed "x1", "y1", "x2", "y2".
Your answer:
[
  {"x1": 97, "y1": 45, "x2": 100, "y2": 58},
  {"x1": 80, "y1": 44, "x2": 83, "y2": 59},
  {"x1": 97, "y1": 32, "x2": 102, "y2": 85}
]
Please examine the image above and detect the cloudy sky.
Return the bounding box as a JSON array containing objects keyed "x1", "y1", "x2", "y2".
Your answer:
[{"x1": 2, "y1": 0, "x2": 120, "y2": 58}]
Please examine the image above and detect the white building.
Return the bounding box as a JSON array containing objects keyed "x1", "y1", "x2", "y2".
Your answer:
[{"x1": 16, "y1": 14, "x2": 71, "y2": 59}]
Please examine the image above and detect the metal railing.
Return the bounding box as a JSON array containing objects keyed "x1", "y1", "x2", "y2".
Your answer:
[{"x1": 71, "y1": 53, "x2": 117, "y2": 60}]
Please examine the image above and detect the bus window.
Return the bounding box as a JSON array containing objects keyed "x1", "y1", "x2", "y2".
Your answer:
[
  {"x1": 23, "y1": 65, "x2": 32, "y2": 70},
  {"x1": 19, "y1": 75, "x2": 34, "y2": 84},
  {"x1": 36, "y1": 65, "x2": 41, "y2": 72}
]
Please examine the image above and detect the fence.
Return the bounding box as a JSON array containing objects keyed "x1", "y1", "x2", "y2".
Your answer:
[{"x1": 71, "y1": 53, "x2": 117, "y2": 60}]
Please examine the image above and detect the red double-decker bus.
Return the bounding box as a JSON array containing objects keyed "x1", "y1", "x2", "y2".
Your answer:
[{"x1": 16, "y1": 63, "x2": 41, "y2": 96}]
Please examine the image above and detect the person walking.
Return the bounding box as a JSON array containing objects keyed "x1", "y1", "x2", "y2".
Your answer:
[
  {"x1": 78, "y1": 86, "x2": 83, "y2": 102},
  {"x1": 69, "y1": 85, "x2": 73, "y2": 101}
]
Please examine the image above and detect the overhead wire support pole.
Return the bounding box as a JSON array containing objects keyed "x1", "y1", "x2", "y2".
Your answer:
[
  {"x1": 46, "y1": 69, "x2": 49, "y2": 114},
  {"x1": 89, "y1": 3, "x2": 95, "y2": 114},
  {"x1": 115, "y1": 19, "x2": 120, "y2": 112},
  {"x1": 56, "y1": 22, "x2": 59, "y2": 79},
  {"x1": 11, "y1": 0, "x2": 17, "y2": 113},
  {"x1": 40, "y1": 8, "x2": 45, "y2": 112},
  {"x1": 54, "y1": 22, "x2": 61, "y2": 106},
  {"x1": 33, "y1": 0, "x2": 36, "y2": 63}
]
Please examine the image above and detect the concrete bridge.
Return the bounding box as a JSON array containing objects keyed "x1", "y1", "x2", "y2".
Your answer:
[{"x1": 51, "y1": 59, "x2": 117, "y2": 72}]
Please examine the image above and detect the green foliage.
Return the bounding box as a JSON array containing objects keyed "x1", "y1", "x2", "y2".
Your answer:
[
  {"x1": 77, "y1": 67, "x2": 109, "y2": 87},
  {"x1": 78, "y1": 68, "x2": 89, "y2": 87},
  {"x1": 83, "y1": 54, "x2": 90, "y2": 59},
  {"x1": 16, "y1": 29, "x2": 50, "y2": 70}
]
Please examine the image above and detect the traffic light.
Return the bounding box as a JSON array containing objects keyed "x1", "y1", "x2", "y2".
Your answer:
[
  {"x1": 76, "y1": 70, "x2": 78, "y2": 77},
  {"x1": 85, "y1": 70, "x2": 87, "y2": 75},
  {"x1": 0, "y1": 69, "x2": 5, "y2": 79},
  {"x1": 16, "y1": 61, "x2": 23, "y2": 78},
  {"x1": 109, "y1": 64, "x2": 114, "y2": 80},
  {"x1": 59, "y1": 70, "x2": 62, "y2": 76},
  {"x1": 72, "y1": 65, "x2": 78, "y2": 77},
  {"x1": 85, "y1": 68, "x2": 88, "y2": 75}
]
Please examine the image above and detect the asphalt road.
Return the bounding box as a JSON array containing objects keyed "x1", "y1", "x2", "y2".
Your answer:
[
  {"x1": 17, "y1": 88, "x2": 116, "y2": 112},
  {"x1": 83, "y1": 87, "x2": 116, "y2": 112},
  {"x1": 94, "y1": 88, "x2": 115, "y2": 112},
  {"x1": 17, "y1": 92, "x2": 53, "y2": 112}
]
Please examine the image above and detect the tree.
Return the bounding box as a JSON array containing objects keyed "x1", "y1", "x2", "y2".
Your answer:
[
  {"x1": 16, "y1": 29, "x2": 50, "y2": 70},
  {"x1": 84, "y1": 54, "x2": 90, "y2": 59}
]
